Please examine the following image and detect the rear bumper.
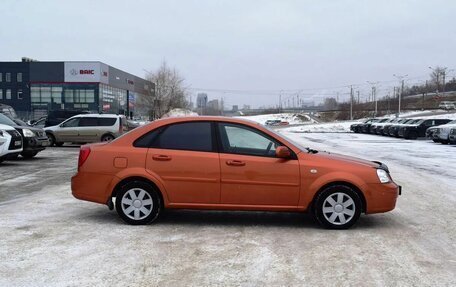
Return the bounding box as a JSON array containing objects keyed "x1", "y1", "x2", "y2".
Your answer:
[
  {"x1": 71, "y1": 171, "x2": 114, "y2": 205},
  {"x1": 365, "y1": 182, "x2": 401, "y2": 214}
]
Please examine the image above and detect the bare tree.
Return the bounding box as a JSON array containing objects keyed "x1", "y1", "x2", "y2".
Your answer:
[{"x1": 138, "y1": 61, "x2": 190, "y2": 119}]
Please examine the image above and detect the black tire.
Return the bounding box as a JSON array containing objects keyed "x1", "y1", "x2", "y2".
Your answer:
[
  {"x1": 432, "y1": 139, "x2": 439, "y2": 143},
  {"x1": 55, "y1": 142, "x2": 64, "y2": 147},
  {"x1": 47, "y1": 133, "x2": 56, "y2": 147},
  {"x1": 101, "y1": 134, "x2": 115, "y2": 142},
  {"x1": 21, "y1": 151, "x2": 38, "y2": 158},
  {"x1": 313, "y1": 185, "x2": 362, "y2": 229},
  {"x1": 115, "y1": 181, "x2": 161, "y2": 225},
  {"x1": 441, "y1": 140, "x2": 449, "y2": 145}
]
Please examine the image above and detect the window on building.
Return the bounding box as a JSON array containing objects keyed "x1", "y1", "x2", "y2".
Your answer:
[
  {"x1": 64, "y1": 90, "x2": 74, "y2": 103},
  {"x1": 40, "y1": 87, "x2": 51, "y2": 103},
  {"x1": 150, "y1": 122, "x2": 213, "y2": 152},
  {"x1": 31, "y1": 87, "x2": 40, "y2": 103},
  {"x1": 17, "y1": 89, "x2": 23, "y2": 100},
  {"x1": 17, "y1": 73, "x2": 22, "y2": 82},
  {"x1": 0, "y1": 90, "x2": 3, "y2": 100},
  {"x1": 51, "y1": 86, "x2": 62, "y2": 104},
  {"x1": 6, "y1": 73, "x2": 11, "y2": 82},
  {"x1": 6, "y1": 89, "x2": 11, "y2": 100},
  {"x1": 0, "y1": 73, "x2": 2, "y2": 82}
]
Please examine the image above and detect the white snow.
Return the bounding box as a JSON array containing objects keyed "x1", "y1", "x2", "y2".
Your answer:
[
  {"x1": 237, "y1": 113, "x2": 315, "y2": 125},
  {"x1": 161, "y1": 108, "x2": 198, "y2": 118}
]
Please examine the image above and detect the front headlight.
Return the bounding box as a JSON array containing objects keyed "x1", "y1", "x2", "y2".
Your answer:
[
  {"x1": 22, "y1": 128, "x2": 35, "y2": 137},
  {"x1": 376, "y1": 169, "x2": 391, "y2": 184}
]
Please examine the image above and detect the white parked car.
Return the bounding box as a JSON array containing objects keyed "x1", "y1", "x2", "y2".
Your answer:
[
  {"x1": 432, "y1": 120, "x2": 456, "y2": 144},
  {"x1": 44, "y1": 114, "x2": 128, "y2": 146},
  {"x1": 438, "y1": 101, "x2": 455, "y2": 110},
  {"x1": 0, "y1": 123, "x2": 23, "y2": 163}
]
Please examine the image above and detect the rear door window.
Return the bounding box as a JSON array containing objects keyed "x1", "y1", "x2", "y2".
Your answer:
[
  {"x1": 150, "y1": 122, "x2": 213, "y2": 152},
  {"x1": 79, "y1": 117, "x2": 99, "y2": 127},
  {"x1": 98, "y1": 117, "x2": 117, "y2": 126}
]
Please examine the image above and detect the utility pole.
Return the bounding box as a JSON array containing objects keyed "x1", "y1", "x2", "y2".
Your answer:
[
  {"x1": 367, "y1": 81, "x2": 379, "y2": 116},
  {"x1": 350, "y1": 85, "x2": 353, "y2": 120},
  {"x1": 393, "y1": 74, "x2": 407, "y2": 115},
  {"x1": 357, "y1": 90, "x2": 360, "y2": 104}
]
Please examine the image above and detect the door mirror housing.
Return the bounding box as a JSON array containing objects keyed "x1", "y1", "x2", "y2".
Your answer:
[{"x1": 275, "y1": 146, "x2": 291, "y2": 158}]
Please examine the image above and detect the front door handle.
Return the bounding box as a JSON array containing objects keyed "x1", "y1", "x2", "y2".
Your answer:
[
  {"x1": 152, "y1": 154, "x2": 172, "y2": 161},
  {"x1": 226, "y1": 160, "x2": 245, "y2": 166}
]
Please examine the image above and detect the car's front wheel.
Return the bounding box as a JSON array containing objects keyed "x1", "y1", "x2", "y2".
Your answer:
[
  {"x1": 115, "y1": 181, "x2": 161, "y2": 225},
  {"x1": 21, "y1": 151, "x2": 38, "y2": 158},
  {"x1": 314, "y1": 185, "x2": 362, "y2": 229}
]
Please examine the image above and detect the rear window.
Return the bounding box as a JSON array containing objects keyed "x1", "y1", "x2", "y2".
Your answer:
[
  {"x1": 150, "y1": 122, "x2": 213, "y2": 152},
  {"x1": 98, "y1": 117, "x2": 117, "y2": 126}
]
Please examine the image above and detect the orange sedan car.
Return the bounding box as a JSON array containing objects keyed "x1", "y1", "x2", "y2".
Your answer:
[{"x1": 72, "y1": 116, "x2": 401, "y2": 229}]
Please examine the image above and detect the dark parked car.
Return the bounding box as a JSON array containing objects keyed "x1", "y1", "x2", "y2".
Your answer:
[
  {"x1": 359, "y1": 118, "x2": 388, "y2": 133},
  {"x1": 389, "y1": 119, "x2": 420, "y2": 137},
  {"x1": 370, "y1": 118, "x2": 397, "y2": 134},
  {"x1": 382, "y1": 119, "x2": 408, "y2": 136},
  {"x1": 44, "y1": 110, "x2": 89, "y2": 127},
  {"x1": 449, "y1": 128, "x2": 456, "y2": 144},
  {"x1": 0, "y1": 114, "x2": 49, "y2": 158},
  {"x1": 399, "y1": 119, "x2": 451, "y2": 139}
]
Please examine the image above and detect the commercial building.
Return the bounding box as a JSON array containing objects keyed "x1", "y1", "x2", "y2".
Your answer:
[
  {"x1": 196, "y1": 93, "x2": 208, "y2": 108},
  {"x1": 0, "y1": 59, "x2": 154, "y2": 119}
]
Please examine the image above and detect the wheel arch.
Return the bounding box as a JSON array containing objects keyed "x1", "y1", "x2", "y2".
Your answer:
[
  {"x1": 111, "y1": 176, "x2": 165, "y2": 209},
  {"x1": 100, "y1": 132, "x2": 116, "y2": 141},
  {"x1": 310, "y1": 181, "x2": 367, "y2": 213}
]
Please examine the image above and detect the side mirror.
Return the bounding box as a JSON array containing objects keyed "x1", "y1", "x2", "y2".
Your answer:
[{"x1": 275, "y1": 146, "x2": 291, "y2": 159}]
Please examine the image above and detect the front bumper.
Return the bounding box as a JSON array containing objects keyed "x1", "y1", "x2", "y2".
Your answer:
[
  {"x1": 365, "y1": 182, "x2": 401, "y2": 214},
  {"x1": 23, "y1": 136, "x2": 50, "y2": 152}
]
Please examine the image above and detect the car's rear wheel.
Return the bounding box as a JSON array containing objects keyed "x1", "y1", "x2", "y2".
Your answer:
[
  {"x1": 47, "y1": 133, "x2": 56, "y2": 146},
  {"x1": 101, "y1": 134, "x2": 115, "y2": 142},
  {"x1": 314, "y1": 185, "x2": 362, "y2": 229},
  {"x1": 115, "y1": 181, "x2": 161, "y2": 225}
]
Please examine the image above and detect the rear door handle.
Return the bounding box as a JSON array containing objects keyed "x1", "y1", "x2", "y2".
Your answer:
[
  {"x1": 226, "y1": 160, "x2": 245, "y2": 166},
  {"x1": 152, "y1": 154, "x2": 172, "y2": 161}
]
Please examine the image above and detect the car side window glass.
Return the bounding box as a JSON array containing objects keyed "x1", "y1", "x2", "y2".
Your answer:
[
  {"x1": 151, "y1": 122, "x2": 213, "y2": 152},
  {"x1": 61, "y1": 118, "x2": 80, "y2": 127},
  {"x1": 79, "y1": 117, "x2": 98, "y2": 127},
  {"x1": 134, "y1": 128, "x2": 163, "y2": 148},
  {"x1": 98, "y1": 118, "x2": 117, "y2": 126},
  {"x1": 219, "y1": 123, "x2": 279, "y2": 157}
]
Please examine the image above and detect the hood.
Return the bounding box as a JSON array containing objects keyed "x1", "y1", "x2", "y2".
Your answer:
[
  {"x1": 11, "y1": 125, "x2": 45, "y2": 132},
  {"x1": 0, "y1": 123, "x2": 15, "y2": 131},
  {"x1": 437, "y1": 123, "x2": 456, "y2": 129},
  {"x1": 311, "y1": 151, "x2": 379, "y2": 169}
]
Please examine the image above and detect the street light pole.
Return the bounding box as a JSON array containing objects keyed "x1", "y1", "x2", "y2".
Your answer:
[{"x1": 393, "y1": 74, "x2": 407, "y2": 115}]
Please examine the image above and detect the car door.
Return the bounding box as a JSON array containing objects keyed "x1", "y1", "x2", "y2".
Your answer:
[
  {"x1": 77, "y1": 117, "x2": 100, "y2": 142},
  {"x1": 144, "y1": 121, "x2": 221, "y2": 204},
  {"x1": 55, "y1": 117, "x2": 80, "y2": 142},
  {"x1": 217, "y1": 122, "x2": 300, "y2": 206}
]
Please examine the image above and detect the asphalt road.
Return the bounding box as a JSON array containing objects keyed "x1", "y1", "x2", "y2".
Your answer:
[{"x1": 0, "y1": 135, "x2": 455, "y2": 286}]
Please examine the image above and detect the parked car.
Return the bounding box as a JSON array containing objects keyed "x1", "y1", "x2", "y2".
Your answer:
[
  {"x1": 389, "y1": 119, "x2": 420, "y2": 137},
  {"x1": 438, "y1": 101, "x2": 455, "y2": 110},
  {"x1": 350, "y1": 118, "x2": 374, "y2": 133},
  {"x1": 370, "y1": 118, "x2": 397, "y2": 134},
  {"x1": 0, "y1": 114, "x2": 49, "y2": 158},
  {"x1": 382, "y1": 119, "x2": 408, "y2": 136},
  {"x1": 44, "y1": 110, "x2": 89, "y2": 127},
  {"x1": 72, "y1": 116, "x2": 401, "y2": 229},
  {"x1": 0, "y1": 123, "x2": 23, "y2": 163},
  {"x1": 360, "y1": 118, "x2": 389, "y2": 133},
  {"x1": 44, "y1": 114, "x2": 128, "y2": 146},
  {"x1": 432, "y1": 121, "x2": 456, "y2": 144},
  {"x1": 265, "y1": 119, "x2": 282, "y2": 126},
  {"x1": 449, "y1": 128, "x2": 456, "y2": 144},
  {"x1": 399, "y1": 119, "x2": 452, "y2": 139},
  {"x1": 0, "y1": 103, "x2": 18, "y2": 119}
]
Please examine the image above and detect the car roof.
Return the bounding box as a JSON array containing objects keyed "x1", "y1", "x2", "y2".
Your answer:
[{"x1": 73, "y1": 113, "x2": 124, "y2": 118}]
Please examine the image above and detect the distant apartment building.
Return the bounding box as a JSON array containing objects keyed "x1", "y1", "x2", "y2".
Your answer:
[
  {"x1": 207, "y1": 99, "x2": 219, "y2": 110},
  {"x1": 196, "y1": 93, "x2": 208, "y2": 108}
]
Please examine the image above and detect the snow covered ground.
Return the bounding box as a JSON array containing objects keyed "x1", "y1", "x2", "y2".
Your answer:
[
  {"x1": 238, "y1": 113, "x2": 316, "y2": 125},
  {"x1": 0, "y1": 131, "x2": 455, "y2": 286}
]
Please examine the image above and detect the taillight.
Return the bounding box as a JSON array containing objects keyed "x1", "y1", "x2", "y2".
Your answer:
[{"x1": 78, "y1": 145, "x2": 91, "y2": 170}]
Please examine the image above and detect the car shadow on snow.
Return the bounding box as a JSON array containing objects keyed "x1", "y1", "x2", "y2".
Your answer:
[{"x1": 80, "y1": 207, "x2": 399, "y2": 230}]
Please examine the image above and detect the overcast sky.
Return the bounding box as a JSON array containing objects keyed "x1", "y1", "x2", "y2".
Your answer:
[{"x1": 1, "y1": 0, "x2": 455, "y2": 108}]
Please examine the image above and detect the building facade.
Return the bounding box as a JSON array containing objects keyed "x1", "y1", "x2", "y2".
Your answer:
[{"x1": 0, "y1": 60, "x2": 154, "y2": 119}]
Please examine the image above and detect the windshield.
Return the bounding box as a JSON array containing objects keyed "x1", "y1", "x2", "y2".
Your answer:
[{"x1": 0, "y1": 113, "x2": 17, "y2": 126}]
